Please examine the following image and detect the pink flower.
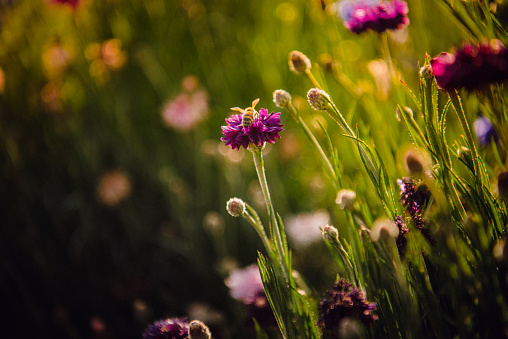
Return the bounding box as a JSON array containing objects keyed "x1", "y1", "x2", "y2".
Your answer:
[
  {"x1": 224, "y1": 264, "x2": 264, "y2": 304},
  {"x1": 161, "y1": 90, "x2": 209, "y2": 131}
]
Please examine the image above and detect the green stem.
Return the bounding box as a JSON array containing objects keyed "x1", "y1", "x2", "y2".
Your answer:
[
  {"x1": 305, "y1": 69, "x2": 322, "y2": 90},
  {"x1": 250, "y1": 147, "x2": 290, "y2": 284},
  {"x1": 243, "y1": 203, "x2": 273, "y2": 256}
]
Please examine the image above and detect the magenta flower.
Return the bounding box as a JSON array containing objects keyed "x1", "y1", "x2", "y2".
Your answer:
[
  {"x1": 338, "y1": 0, "x2": 409, "y2": 34},
  {"x1": 50, "y1": 0, "x2": 81, "y2": 8},
  {"x1": 431, "y1": 39, "x2": 508, "y2": 91},
  {"x1": 221, "y1": 108, "x2": 283, "y2": 150},
  {"x1": 142, "y1": 318, "x2": 189, "y2": 339},
  {"x1": 318, "y1": 279, "x2": 378, "y2": 335}
]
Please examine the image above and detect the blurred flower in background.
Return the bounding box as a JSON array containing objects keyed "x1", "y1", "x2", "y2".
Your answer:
[
  {"x1": 473, "y1": 115, "x2": 498, "y2": 147},
  {"x1": 96, "y1": 169, "x2": 132, "y2": 207},
  {"x1": 142, "y1": 318, "x2": 189, "y2": 339},
  {"x1": 286, "y1": 209, "x2": 330, "y2": 248},
  {"x1": 42, "y1": 40, "x2": 74, "y2": 80},
  {"x1": 431, "y1": 39, "x2": 508, "y2": 91},
  {"x1": 50, "y1": 0, "x2": 81, "y2": 8},
  {"x1": 367, "y1": 59, "x2": 391, "y2": 100},
  {"x1": 161, "y1": 75, "x2": 210, "y2": 131},
  {"x1": 337, "y1": 0, "x2": 409, "y2": 34}
]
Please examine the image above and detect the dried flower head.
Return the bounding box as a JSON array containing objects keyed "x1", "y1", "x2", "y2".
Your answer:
[
  {"x1": 288, "y1": 50, "x2": 311, "y2": 74},
  {"x1": 318, "y1": 279, "x2": 378, "y2": 335},
  {"x1": 338, "y1": 0, "x2": 409, "y2": 34},
  {"x1": 397, "y1": 177, "x2": 431, "y2": 216},
  {"x1": 307, "y1": 88, "x2": 331, "y2": 111},
  {"x1": 188, "y1": 320, "x2": 211, "y2": 339},
  {"x1": 142, "y1": 318, "x2": 189, "y2": 339},
  {"x1": 226, "y1": 197, "x2": 246, "y2": 217},
  {"x1": 431, "y1": 39, "x2": 508, "y2": 90},
  {"x1": 473, "y1": 115, "x2": 498, "y2": 147},
  {"x1": 221, "y1": 105, "x2": 283, "y2": 150},
  {"x1": 273, "y1": 89, "x2": 292, "y2": 108},
  {"x1": 336, "y1": 189, "x2": 357, "y2": 210}
]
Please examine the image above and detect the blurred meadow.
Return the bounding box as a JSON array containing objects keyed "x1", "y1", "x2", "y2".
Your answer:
[{"x1": 1, "y1": 0, "x2": 508, "y2": 338}]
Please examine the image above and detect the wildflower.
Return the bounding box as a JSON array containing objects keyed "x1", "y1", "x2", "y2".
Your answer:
[
  {"x1": 221, "y1": 107, "x2": 283, "y2": 150},
  {"x1": 97, "y1": 169, "x2": 131, "y2": 207},
  {"x1": 430, "y1": 39, "x2": 508, "y2": 91},
  {"x1": 286, "y1": 209, "x2": 331, "y2": 248},
  {"x1": 161, "y1": 91, "x2": 210, "y2": 131},
  {"x1": 225, "y1": 264, "x2": 276, "y2": 328},
  {"x1": 142, "y1": 318, "x2": 189, "y2": 339},
  {"x1": 273, "y1": 89, "x2": 292, "y2": 109},
  {"x1": 188, "y1": 320, "x2": 211, "y2": 339},
  {"x1": 307, "y1": 88, "x2": 331, "y2": 111},
  {"x1": 322, "y1": 224, "x2": 339, "y2": 243},
  {"x1": 226, "y1": 197, "x2": 246, "y2": 217},
  {"x1": 336, "y1": 189, "x2": 357, "y2": 211},
  {"x1": 337, "y1": 0, "x2": 409, "y2": 35},
  {"x1": 394, "y1": 216, "x2": 409, "y2": 257},
  {"x1": 397, "y1": 177, "x2": 431, "y2": 216},
  {"x1": 370, "y1": 218, "x2": 399, "y2": 242},
  {"x1": 473, "y1": 115, "x2": 498, "y2": 147},
  {"x1": 318, "y1": 279, "x2": 378, "y2": 336},
  {"x1": 288, "y1": 50, "x2": 311, "y2": 74}
]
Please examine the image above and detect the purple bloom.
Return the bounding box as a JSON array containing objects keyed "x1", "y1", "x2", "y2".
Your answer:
[
  {"x1": 221, "y1": 108, "x2": 283, "y2": 150},
  {"x1": 338, "y1": 0, "x2": 409, "y2": 34},
  {"x1": 318, "y1": 279, "x2": 378, "y2": 335},
  {"x1": 142, "y1": 318, "x2": 189, "y2": 339},
  {"x1": 473, "y1": 115, "x2": 498, "y2": 147},
  {"x1": 431, "y1": 39, "x2": 508, "y2": 91},
  {"x1": 397, "y1": 177, "x2": 430, "y2": 216}
]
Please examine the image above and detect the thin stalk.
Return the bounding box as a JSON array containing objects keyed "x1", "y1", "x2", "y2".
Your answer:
[
  {"x1": 305, "y1": 69, "x2": 322, "y2": 90},
  {"x1": 242, "y1": 203, "x2": 273, "y2": 256},
  {"x1": 251, "y1": 147, "x2": 290, "y2": 284}
]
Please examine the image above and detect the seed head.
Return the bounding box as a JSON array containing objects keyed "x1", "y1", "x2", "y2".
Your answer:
[
  {"x1": 288, "y1": 50, "x2": 311, "y2": 74},
  {"x1": 226, "y1": 197, "x2": 246, "y2": 217},
  {"x1": 273, "y1": 89, "x2": 292, "y2": 108},
  {"x1": 307, "y1": 88, "x2": 331, "y2": 111}
]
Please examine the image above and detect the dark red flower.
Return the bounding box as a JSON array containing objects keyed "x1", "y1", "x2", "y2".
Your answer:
[{"x1": 431, "y1": 40, "x2": 508, "y2": 90}]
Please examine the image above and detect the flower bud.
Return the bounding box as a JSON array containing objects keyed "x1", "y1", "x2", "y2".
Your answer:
[
  {"x1": 273, "y1": 89, "x2": 292, "y2": 108},
  {"x1": 322, "y1": 224, "x2": 339, "y2": 242},
  {"x1": 288, "y1": 50, "x2": 311, "y2": 74},
  {"x1": 226, "y1": 197, "x2": 246, "y2": 217},
  {"x1": 336, "y1": 189, "x2": 356, "y2": 210},
  {"x1": 404, "y1": 149, "x2": 426, "y2": 176},
  {"x1": 189, "y1": 320, "x2": 212, "y2": 339},
  {"x1": 498, "y1": 171, "x2": 508, "y2": 200},
  {"x1": 419, "y1": 65, "x2": 434, "y2": 82},
  {"x1": 370, "y1": 218, "x2": 399, "y2": 242},
  {"x1": 307, "y1": 88, "x2": 331, "y2": 111}
]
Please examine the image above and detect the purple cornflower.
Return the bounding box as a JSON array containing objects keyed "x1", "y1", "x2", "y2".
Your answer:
[
  {"x1": 473, "y1": 115, "x2": 498, "y2": 147},
  {"x1": 142, "y1": 318, "x2": 189, "y2": 339},
  {"x1": 397, "y1": 177, "x2": 430, "y2": 216},
  {"x1": 338, "y1": 0, "x2": 409, "y2": 34},
  {"x1": 318, "y1": 279, "x2": 378, "y2": 335},
  {"x1": 221, "y1": 108, "x2": 283, "y2": 150},
  {"x1": 431, "y1": 39, "x2": 508, "y2": 91}
]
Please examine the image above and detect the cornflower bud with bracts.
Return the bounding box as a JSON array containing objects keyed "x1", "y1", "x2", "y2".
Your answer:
[
  {"x1": 307, "y1": 88, "x2": 331, "y2": 111},
  {"x1": 318, "y1": 279, "x2": 378, "y2": 336},
  {"x1": 431, "y1": 39, "x2": 508, "y2": 91},
  {"x1": 336, "y1": 189, "x2": 357, "y2": 211},
  {"x1": 288, "y1": 50, "x2": 311, "y2": 74},
  {"x1": 188, "y1": 320, "x2": 211, "y2": 339},
  {"x1": 273, "y1": 89, "x2": 292, "y2": 109},
  {"x1": 142, "y1": 318, "x2": 189, "y2": 339},
  {"x1": 226, "y1": 197, "x2": 246, "y2": 217},
  {"x1": 221, "y1": 101, "x2": 284, "y2": 150},
  {"x1": 322, "y1": 224, "x2": 339, "y2": 242},
  {"x1": 419, "y1": 65, "x2": 434, "y2": 82}
]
